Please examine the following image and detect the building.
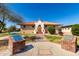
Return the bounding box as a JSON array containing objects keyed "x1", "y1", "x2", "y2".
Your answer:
[
  {"x1": 19, "y1": 19, "x2": 61, "y2": 34},
  {"x1": 61, "y1": 25, "x2": 72, "y2": 35}
]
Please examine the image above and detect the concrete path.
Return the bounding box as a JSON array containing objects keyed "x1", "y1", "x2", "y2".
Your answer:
[
  {"x1": 14, "y1": 42, "x2": 77, "y2": 56},
  {"x1": 14, "y1": 35, "x2": 77, "y2": 56}
]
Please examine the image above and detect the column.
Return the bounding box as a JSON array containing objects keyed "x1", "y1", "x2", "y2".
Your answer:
[{"x1": 41, "y1": 23, "x2": 45, "y2": 34}]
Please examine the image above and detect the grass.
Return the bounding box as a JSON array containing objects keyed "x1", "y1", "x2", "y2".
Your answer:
[
  {"x1": 24, "y1": 33, "x2": 35, "y2": 37},
  {"x1": 45, "y1": 35, "x2": 62, "y2": 43},
  {"x1": 77, "y1": 38, "x2": 79, "y2": 46},
  {"x1": 0, "y1": 32, "x2": 35, "y2": 37},
  {"x1": 22, "y1": 33, "x2": 36, "y2": 43},
  {"x1": 20, "y1": 33, "x2": 35, "y2": 37},
  {"x1": 0, "y1": 33, "x2": 10, "y2": 37}
]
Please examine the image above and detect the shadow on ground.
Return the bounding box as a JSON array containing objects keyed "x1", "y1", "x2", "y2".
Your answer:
[
  {"x1": 14, "y1": 44, "x2": 34, "y2": 54},
  {"x1": 76, "y1": 46, "x2": 79, "y2": 52},
  {"x1": 35, "y1": 36, "x2": 43, "y2": 39}
]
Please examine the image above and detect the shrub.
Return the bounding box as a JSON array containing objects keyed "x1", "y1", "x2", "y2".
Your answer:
[
  {"x1": 16, "y1": 28, "x2": 20, "y2": 32},
  {"x1": 72, "y1": 24, "x2": 79, "y2": 36},
  {"x1": 48, "y1": 26, "x2": 55, "y2": 34}
]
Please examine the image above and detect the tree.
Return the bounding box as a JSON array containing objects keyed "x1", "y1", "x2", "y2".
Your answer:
[
  {"x1": 72, "y1": 24, "x2": 79, "y2": 36},
  {"x1": 0, "y1": 3, "x2": 23, "y2": 32},
  {"x1": 48, "y1": 26, "x2": 55, "y2": 34},
  {"x1": 0, "y1": 20, "x2": 6, "y2": 32},
  {"x1": 8, "y1": 25, "x2": 16, "y2": 32}
]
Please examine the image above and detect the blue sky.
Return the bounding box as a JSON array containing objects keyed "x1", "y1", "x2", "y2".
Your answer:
[{"x1": 5, "y1": 3, "x2": 79, "y2": 27}]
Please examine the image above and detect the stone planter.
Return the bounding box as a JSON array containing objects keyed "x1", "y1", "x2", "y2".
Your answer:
[
  {"x1": 61, "y1": 35, "x2": 77, "y2": 53},
  {"x1": 12, "y1": 40, "x2": 26, "y2": 54},
  {"x1": 8, "y1": 35, "x2": 26, "y2": 55}
]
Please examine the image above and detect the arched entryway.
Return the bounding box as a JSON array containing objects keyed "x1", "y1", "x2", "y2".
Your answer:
[
  {"x1": 34, "y1": 20, "x2": 45, "y2": 34},
  {"x1": 37, "y1": 25, "x2": 42, "y2": 34}
]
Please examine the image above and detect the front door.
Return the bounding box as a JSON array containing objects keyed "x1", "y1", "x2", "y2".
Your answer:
[{"x1": 37, "y1": 25, "x2": 42, "y2": 34}]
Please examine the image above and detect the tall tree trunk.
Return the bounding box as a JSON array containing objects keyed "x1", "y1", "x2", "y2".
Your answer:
[{"x1": 0, "y1": 14, "x2": 6, "y2": 32}]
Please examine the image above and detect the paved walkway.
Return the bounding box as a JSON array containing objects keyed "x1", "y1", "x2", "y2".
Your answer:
[
  {"x1": 0, "y1": 35, "x2": 79, "y2": 56},
  {"x1": 14, "y1": 35, "x2": 77, "y2": 56},
  {"x1": 14, "y1": 42, "x2": 77, "y2": 56}
]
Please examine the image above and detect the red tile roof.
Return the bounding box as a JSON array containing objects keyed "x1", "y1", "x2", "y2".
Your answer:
[
  {"x1": 19, "y1": 21, "x2": 60, "y2": 26},
  {"x1": 18, "y1": 22, "x2": 35, "y2": 26},
  {"x1": 44, "y1": 21, "x2": 60, "y2": 26}
]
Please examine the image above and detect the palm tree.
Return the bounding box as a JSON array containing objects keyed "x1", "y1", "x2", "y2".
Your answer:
[{"x1": 0, "y1": 3, "x2": 23, "y2": 32}]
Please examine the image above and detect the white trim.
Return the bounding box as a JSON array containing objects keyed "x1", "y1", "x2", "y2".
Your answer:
[{"x1": 34, "y1": 20, "x2": 45, "y2": 34}]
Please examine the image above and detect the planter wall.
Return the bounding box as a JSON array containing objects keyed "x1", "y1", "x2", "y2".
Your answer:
[{"x1": 61, "y1": 36, "x2": 77, "y2": 53}]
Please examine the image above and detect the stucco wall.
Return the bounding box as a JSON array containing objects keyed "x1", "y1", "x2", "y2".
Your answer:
[
  {"x1": 20, "y1": 29, "x2": 34, "y2": 34},
  {"x1": 22, "y1": 26, "x2": 34, "y2": 30},
  {"x1": 20, "y1": 26, "x2": 34, "y2": 34}
]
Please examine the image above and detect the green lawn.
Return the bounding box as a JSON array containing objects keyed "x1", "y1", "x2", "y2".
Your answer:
[{"x1": 45, "y1": 35, "x2": 62, "y2": 43}]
